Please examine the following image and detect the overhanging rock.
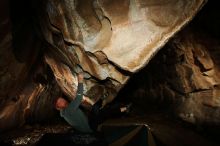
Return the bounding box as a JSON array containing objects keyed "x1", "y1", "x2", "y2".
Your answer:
[{"x1": 41, "y1": 0, "x2": 206, "y2": 101}]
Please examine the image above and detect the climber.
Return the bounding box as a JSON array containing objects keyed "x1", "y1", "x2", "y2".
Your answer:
[{"x1": 54, "y1": 72, "x2": 132, "y2": 133}]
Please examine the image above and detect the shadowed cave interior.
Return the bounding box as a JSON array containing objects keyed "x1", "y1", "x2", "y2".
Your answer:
[{"x1": 1, "y1": 0, "x2": 220, "y2": 145}]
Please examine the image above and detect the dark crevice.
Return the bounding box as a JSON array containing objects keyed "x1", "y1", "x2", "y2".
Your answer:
[
  {"x1": 193, "y1": 51, "x2": 212, "y2": 72},
  {"x1": 188, "y1": 88, "x2": 211, "y2": 94}
]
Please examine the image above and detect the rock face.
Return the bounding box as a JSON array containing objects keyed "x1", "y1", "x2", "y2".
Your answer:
[
  {"x1": 118, "y1": 1, "x2": 220, "y2": 125},
  {"x1": 0, "y1": 0, "x2": 208, "y2": 132},
  {"x1": 120, "y1": 28, "x2": 220, "y2": 125},
  {"x1": 40, "y1": 0, "x2": 205, "y2": 96},
  {"x1": 171, "y1": 31, "x2": 220, "y2": 124}
]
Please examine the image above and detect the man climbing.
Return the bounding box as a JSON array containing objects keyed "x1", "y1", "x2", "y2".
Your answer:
[{"x1": 55, "y1": 72, "x2": 132, "y2": 133}]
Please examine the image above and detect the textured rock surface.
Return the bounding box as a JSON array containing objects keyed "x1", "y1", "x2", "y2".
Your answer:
[
  {"x1": 39, "y1": 0, "x2": 205, "y2": 101},
  {"x1": 119, "y1": 27, "x2": 220, "y2": 125},
  {"x1": 0, "y1": 0, "x2": 207, "y2": 132},
  {"x1": 174, "y1": 31, "x2": 220, "y2": 124}
]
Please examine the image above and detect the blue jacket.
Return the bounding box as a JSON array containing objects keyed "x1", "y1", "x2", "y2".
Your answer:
[{"x1": 60, "y1": 83, "x2": 93, "y2": 133}]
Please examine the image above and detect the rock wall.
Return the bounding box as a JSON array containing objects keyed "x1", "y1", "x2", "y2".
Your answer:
[
  {"x1": 39, "y1": 0, "x2": 205, "y2": 105},
  {"x1": 119, "y1": 28, "x2": 220, "y2": 125},
  {"x1": 118, "y1": 1, "x2": 220, "y2": 125}
]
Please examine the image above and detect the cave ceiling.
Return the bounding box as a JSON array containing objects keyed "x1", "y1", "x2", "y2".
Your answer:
[{"x1": 0, "y1": 0, "x2": 207, "y2": 131}]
